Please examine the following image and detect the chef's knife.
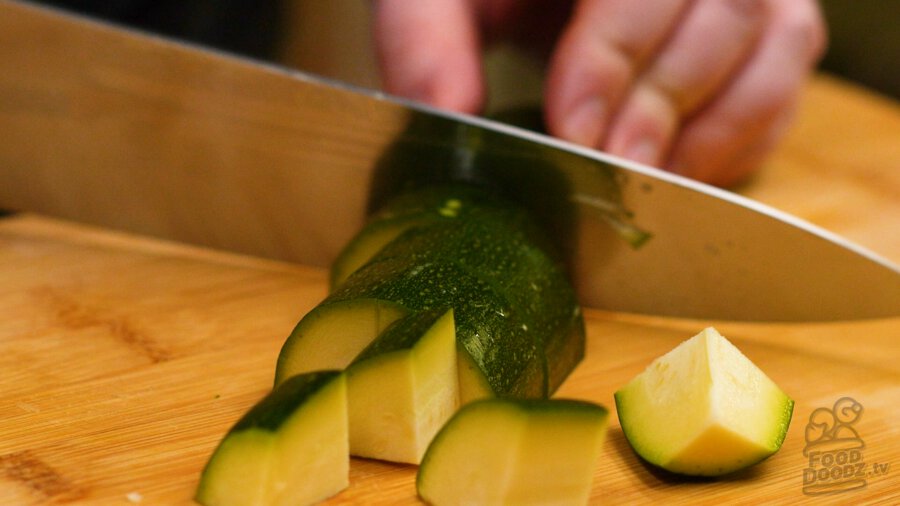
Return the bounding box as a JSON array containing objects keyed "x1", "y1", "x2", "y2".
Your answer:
[{"x1": 1, "y1": 0, "x2": 898, "y2": 321}]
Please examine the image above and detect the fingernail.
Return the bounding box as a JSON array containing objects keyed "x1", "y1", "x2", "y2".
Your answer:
[
  {"x1": 623, "y1": 138, "x2": 661, "y2": 167},
  {"x1": 561, "y1": 98, "x2": 605, "y2": 147}
]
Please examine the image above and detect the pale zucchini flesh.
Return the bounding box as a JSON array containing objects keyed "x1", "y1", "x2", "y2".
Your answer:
[
  {"x1": 347, "y1": 308, "x2": 458, "y2": 463},
  {"x1": 417, "y1": 398, "x2": 609, "y2": 506}
]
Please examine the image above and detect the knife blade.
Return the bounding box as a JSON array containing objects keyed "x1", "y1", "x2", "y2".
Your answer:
[{"x1": 1, "y1": 0, "x2": 898, "y2": 321}]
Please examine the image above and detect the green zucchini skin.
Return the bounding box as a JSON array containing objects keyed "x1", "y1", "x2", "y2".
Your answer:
[
  {"x1": 326, "y1": 185, "x2": 585, "y2": 399},
  {"x1": 331, "y1": 184, "x2": 566, "y2": 292},
  {"x1": 353, "y1": 307, "x2": 454, "y2": 362},
  {"x1": 230, "y1": 371, "x2": 342, "y2": 431}
]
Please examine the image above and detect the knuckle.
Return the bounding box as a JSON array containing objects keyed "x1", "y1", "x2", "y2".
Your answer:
[{"x1": 775, "y1": 0, "x2": 829, "y2": 63}]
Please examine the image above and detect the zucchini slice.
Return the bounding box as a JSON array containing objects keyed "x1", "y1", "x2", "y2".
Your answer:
[
  {"x1": 347, "y1": 308, "x2": 458, "y2": 463},
  {"x1": 196, "y1": 371, "x2": 348, "y2": 506},
  {"x1": 417, "y1": 398, "x2": 609, "y2": 506},
  {"x1": 615, "y1": 327, "x2": 794, "y2": 476}
]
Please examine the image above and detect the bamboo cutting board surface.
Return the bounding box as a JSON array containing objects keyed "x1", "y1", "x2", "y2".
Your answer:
[
  {"x1": 0, "y1": 216, "x2": 897, "y2": 506},
  {"x1": 1, "y1": 76, "x2": 899, "y2": 505}
]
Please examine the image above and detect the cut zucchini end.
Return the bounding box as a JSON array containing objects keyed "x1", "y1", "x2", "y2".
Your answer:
[
  {"x1": 347, "y1": 309, "x2": 459, "y2": 463},
  {"x1": 274, "y1": 299, "x2": 408, "y2": 386},
  {"x1": 615, "y1": 327, "x2": 794, "y2": 476},
  {"x1": 417, "y1": 398, "x2": 609, "y2": 506},
  {"x1": 196, "y1": 371, "x2": 348, "y2": 506}
]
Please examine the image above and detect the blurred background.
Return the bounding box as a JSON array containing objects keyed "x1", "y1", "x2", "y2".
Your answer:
[
  {"x1": 34, "y1": 0, "x2": 900, "y2": 106},
  {"x1": 276, "y1": 0, "x2": 900, "y2": 107}
]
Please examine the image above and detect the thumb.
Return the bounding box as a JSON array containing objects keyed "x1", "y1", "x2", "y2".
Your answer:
[{"x1": 372, "y1": 0, "x2": 485, "y2": 114}]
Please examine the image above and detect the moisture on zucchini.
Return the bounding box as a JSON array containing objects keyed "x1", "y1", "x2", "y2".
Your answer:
[
  {"x1": 417, "y1": 398, "x2": 609, "y2": 506},
  {"x1": 615, "y1": 327, "x2": 794, "y2": 476},
  {"x1": 347, "y1": 308, "x2": 458, "y2": 463},
  {"x1": 195, "y1": 371, "x2": 348, "y2": 506}
]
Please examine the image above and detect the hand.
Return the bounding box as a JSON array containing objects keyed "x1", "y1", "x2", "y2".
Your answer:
[{"x1": 371, "y1": 0, "x2": 827, "y2": 187}]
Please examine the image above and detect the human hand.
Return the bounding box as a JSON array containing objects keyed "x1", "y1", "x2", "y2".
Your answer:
[{"x1": 371, "y1": 0, "x2": 827, "y2": 187}]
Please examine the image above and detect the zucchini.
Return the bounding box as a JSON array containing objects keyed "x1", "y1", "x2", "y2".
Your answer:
[
  {"x1": 347, "y1": 308, "x2": 458, "y2": 463},
  {"x1": 268, "y1": 184, "x2": 584, "y2": 471},
  {"x1": 416, "y1": 398, "x2": 609, "y2": 506},
  {"x1": 195, "y1": 371, "x2": 348, "y2": 506},
  {"x1": 330, "y1": 184, "x2": 534, "y2": 291},
  {"x1": 277, "y1": 184, "x2": 584, "y2": 403},
  {"x1": 614, "y1": 327, "x2": 794, "y2": 476}
]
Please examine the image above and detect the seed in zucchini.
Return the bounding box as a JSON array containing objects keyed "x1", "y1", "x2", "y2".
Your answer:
[
  {"x1": 274, "y1": 299, "x2": 407, "y2": 386},
  {"x1": 195, "y1": 371, "x2": 348, "y2": 506},
  {"x1": 347, "y1": 308, "x2": 458, "y2": 463},
  {"x1": 614, "y1": 327, "x2": 794, "y2": 476},
  {"x1": 417, "y1": 398, "x2": 609, "y2": 506}
]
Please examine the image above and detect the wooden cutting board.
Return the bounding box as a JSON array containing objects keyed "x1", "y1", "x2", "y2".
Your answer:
[
  {"x1": 0, "y1": 215, "x2": 897, "y2": 506},
  {"x1": 1, "y1": 75, "x2": 899, "y2": 505}
]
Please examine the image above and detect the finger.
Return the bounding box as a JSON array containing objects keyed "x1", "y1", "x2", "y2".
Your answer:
[
  {"x1": 372, "y1": 0, "x2": 484, "y2": 113},
  {"x1": 544, "y1": 0, "x2": 691, "y2": 148},
  {"x1": 645, "y1": 0, "x2": 768, "y2": 115},
  {"x1": 603, "y1": 0, "x2": 767, "y2": 167},
  {"x1": 666, "y1": 0, "x2": 827, "y2": 185}
]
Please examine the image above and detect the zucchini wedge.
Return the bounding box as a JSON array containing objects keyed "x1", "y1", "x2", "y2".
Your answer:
[
  {"x1": 615, "y1": 327, "x2": 794, "y2": 476},
  {"x1": 417, "y1": 398, "x2": 609, "y2": 506},
  {"x1": 347, "y1": 308, "x2": 458, "y2": 463},
  {"x1": 196, "y1": 371, "x2": 348, "y2": 506}
]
